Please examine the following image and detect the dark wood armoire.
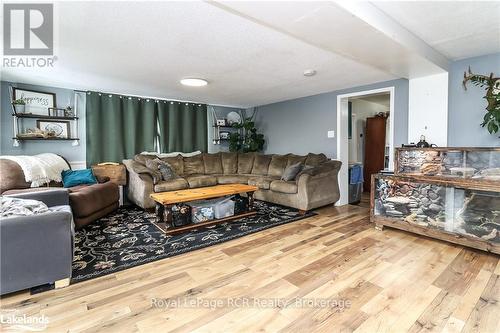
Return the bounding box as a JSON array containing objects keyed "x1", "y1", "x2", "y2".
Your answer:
[{"x1": 363, "y1": 116, "x2": 386, "y2": 192}]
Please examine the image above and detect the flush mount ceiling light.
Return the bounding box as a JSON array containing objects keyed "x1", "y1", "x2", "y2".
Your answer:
[
  {"x1": 180, "y1": 78, "x2": 208, "y2": 87},
  {"x1": 303, "y1": 69, "x2": 317, "y2": 77}
]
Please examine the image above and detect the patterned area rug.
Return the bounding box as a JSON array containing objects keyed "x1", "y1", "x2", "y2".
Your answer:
[{"x1": 71, "y1": 201, "x2": 314, "y2": 283}]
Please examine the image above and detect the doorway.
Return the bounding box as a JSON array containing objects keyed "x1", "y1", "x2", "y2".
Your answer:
[{"x1": 336, "y1": 87, "x2": 395, "y2": 206}]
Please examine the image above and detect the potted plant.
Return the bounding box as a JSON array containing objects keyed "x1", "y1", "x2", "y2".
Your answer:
[
  {"x1": 228, "y1": 114, "x2": 265, "y2": 153},
  {"x1": 12, "y1": 98, "x2": 26, "y2": 114},
  {"x1": 463, "y1": 67, "x2": 500, "y2": 135}
]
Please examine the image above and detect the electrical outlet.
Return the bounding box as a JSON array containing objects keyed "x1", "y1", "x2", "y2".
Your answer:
[{"x1": 327, "y1": 130, "x2": 335, "y2": 138}]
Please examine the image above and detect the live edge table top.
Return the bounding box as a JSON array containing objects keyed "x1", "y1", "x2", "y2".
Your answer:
[{"x1": 150, "y1": 184, "x2": 258, "y2": 205}]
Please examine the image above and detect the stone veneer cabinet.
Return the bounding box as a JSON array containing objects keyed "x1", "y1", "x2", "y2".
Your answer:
[{"x1": 371, "y1": 147, "x2": 500, "y2": 255}]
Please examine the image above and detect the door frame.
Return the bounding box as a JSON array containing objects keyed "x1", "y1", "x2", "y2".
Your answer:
[{"x1": 336, "y1": 86, "x2": 395, "y2": 206}]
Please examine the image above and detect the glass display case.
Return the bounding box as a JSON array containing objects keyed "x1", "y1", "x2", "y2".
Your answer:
[
  {"x1": 372, "y1": 147, "x2": 500, "y2": 254},
  {"x1": 395, "y1": 147, "x2": 500, "y2": 180}
]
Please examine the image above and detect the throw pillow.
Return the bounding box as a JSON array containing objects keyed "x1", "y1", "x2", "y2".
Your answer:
[
  {"x1": 61, "y1": 169, "x2": 97, "y2": 188},
  {"x1": 158, "y1": 162, "x2": 177, "y2": 181},
  {"x1": 281, "y1": 162, "x2": 303, "y2": 181},
  {"x1": 296, "y1": 165, "x2": 314, "y2": 179},
  {"x1": 145, "y1": 158, "x2": 161, "y2": 171},
  {"x1": 146, "y1": 158, "x2": 177, "y2": 181}
]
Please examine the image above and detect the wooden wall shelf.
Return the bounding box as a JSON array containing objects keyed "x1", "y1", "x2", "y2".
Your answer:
[
  {"x1": 13, "y1": 113, "x2": 79, "y2": 120},
  {"x1": 14, "y1": 137, "x2": 80, "y2": 141}
]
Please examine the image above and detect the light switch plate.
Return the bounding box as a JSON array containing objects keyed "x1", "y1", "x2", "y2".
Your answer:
[{"x1": 327, "y1": 130, "x2": 335, "y2": 138}]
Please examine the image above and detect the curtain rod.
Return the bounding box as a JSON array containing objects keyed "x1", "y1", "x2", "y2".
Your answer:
[{"x1": 74, "y1": 89, "x2": 244, "y2": 109}]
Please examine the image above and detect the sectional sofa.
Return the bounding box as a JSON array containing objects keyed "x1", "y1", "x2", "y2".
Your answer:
[{"x1": 123, "y1": 152, "x2": 341, "y2": 211}]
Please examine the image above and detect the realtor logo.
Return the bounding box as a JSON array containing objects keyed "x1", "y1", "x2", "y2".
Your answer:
[{"x1": 3, "y1": 3, "x2": 53, "y2": 56}]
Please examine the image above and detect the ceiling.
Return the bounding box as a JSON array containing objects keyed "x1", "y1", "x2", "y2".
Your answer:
[
  {"x1": 1, "y1": 1, "x2": 498, "y2": 108},
  {"x1": 372, "y1": 1, "x2": 500, "y2": 60}
]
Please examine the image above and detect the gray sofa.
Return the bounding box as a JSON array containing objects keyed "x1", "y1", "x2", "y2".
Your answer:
[
  {"x1": 0, "y1": 189, "x2": 74, "y2": 295},
  {"x1": 123, "y1": 152, "x2": 341, "y2": 211}
]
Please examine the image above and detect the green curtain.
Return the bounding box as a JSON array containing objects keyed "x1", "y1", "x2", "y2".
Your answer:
[
  {"x1": 157, "y1": 101, "x2": 207, "y2": 153},
  {"x1": 86, "y1": 92, "x2": 208, "y2": 166},
  {"x1": 86, "y1": 92, "x2": 156, "y2": 166}
]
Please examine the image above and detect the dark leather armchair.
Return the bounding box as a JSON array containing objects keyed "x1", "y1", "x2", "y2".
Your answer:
[{"x1": 0, "y1": 158, "x2": 119, "y2": 229}]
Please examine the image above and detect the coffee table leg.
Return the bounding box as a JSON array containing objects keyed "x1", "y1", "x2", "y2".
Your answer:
[
  {"x1": 155, "y1": 203, "x2": 164, "y2": 224},
  {"x1": 247, "y1": 191, "x2": 255, "y2": 210},
  {"x1": 164, "y1": 204, "x2": 173, "y2": 224}
]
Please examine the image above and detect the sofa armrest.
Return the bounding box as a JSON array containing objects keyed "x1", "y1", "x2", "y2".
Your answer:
[
  {"x1": 123, "y1": 159, "x2": 160, "y2": 184},
  {"x1": 299, "y1": 160, "x2": 342, "y2": 177},
  {"x1": 123, "y1": 159, "x2": 156, "y2": 209},
  {"x1": 0, "y1": 210, "x2": 73, "y2": 294},
  {"x1": 296, "y1": 161, "x2": 342, "y2": 210},
  {"x1": 5, "y1": 188, "x2": 70, "y2": 207}
]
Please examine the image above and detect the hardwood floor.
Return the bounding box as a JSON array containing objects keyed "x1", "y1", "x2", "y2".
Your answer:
[
  {"x1": 1, "y1": 203, "x2": 499, "y2": 333},
  {"x1": 353, "y1": 192, "x2": 371, "y2": 209}
]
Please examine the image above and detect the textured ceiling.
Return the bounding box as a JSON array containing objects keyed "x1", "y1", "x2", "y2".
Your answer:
[
  {"x1": 2, "y1": 1, "x2": 396, "y2": 107},
  {"x1": 373, "y1": 1, "x2": 500, "y2": 60},
  {"x1": 1, "y1": 1, "x2": 498, "y2": 107}
]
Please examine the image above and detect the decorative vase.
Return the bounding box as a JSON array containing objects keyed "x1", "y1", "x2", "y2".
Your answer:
[{"x1": 14, "y1": 104, "x2": 25, "y2": 114}]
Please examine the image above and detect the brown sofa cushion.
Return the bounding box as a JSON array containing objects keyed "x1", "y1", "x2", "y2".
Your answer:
[
  {"x1": 217, "y1": 175, "x2": 250, "y2": 185},
  {"x1": 247, "y1": 176, "x2": 276, "y2": 190},
  {"x1": 286, "y1": 154, "x2": 307, "y2": 168},
  {"x1": 183, "y1": 155, "x2": 205, "y2": 175},
  {"x1": 251, "y1": 154, "x2": 272, "y2": 175},
  {"x1": 220, "y1": 152, "x2": 238, "y2": 174},
  {"x1": 161, "y1": 155, "x2": 184, "y2": 175},
  {"x1": 237, "y1": 153, "x2": 255, "y2": 174},
  {"x1": 268, "y1": 154, "x2": 289, "y2": 177},
  {"x1": 69, "y1": 182, "x2": 119, "y2": 219},
  {"x1": 185, "y1": 175, "x2": 218, "y2": 188},
  {"x1": 305, "y1": 153, "x2": 328, "y2": 167},
  {"x1": 270, "y1": 180, "x2": 298, "y2": 194},
  {"x1": 0, "y1": 159, "x2": 32, "y2": 194},
  {"x1": 154, "y1": 178, "x2": 189, "y2": 192},
  {"x1": 203, "y1": 153, "x2": 223, "y2": 174}
]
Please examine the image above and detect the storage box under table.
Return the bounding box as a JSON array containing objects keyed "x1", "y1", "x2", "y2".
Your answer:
[
  {"x1": 189, "y1": 200, "x2": 216, "y2": 223},
  {"x1": 213, "y1": 196, "x2": 235, "y2": 219}
]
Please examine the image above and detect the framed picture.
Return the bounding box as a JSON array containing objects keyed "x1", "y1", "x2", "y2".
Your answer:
[
  {"x1": 13, "y1": 88, "x2": 56, "y2": 116},
  {"x1": 36, "y1": 120, "x2": 70, "y2": 138},
  {"x1": 48, "y1": 107, "x2": 67, "y2": 117}
]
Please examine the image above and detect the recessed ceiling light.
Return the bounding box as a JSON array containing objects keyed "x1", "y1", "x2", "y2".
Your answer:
[
  {"x1": 180, "y1": 78, "x2": 208, "y2": 87},
  {"x1": 303, "y1": 69, "x2": 316, "y2": 77}
]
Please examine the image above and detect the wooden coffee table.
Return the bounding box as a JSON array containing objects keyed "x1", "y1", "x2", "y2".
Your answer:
[{"x1": 150, "y1": 184, "x2": 258, "y2": 234}]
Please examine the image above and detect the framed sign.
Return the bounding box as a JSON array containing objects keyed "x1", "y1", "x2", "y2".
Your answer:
[
  {"x1": 37, "y1": 120, "x2": 70, "y2": 138},
  {"x1": 13, "y1": 88, "x2": 56, "y2": 115}
]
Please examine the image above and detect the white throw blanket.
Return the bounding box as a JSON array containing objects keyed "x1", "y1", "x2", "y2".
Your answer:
[
  {"x1": 2, "y1": 153, "x2": 70, "y2": 187},
  {"x1": 140, "y1": 151, "x2": 201, "y2": 158}
]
